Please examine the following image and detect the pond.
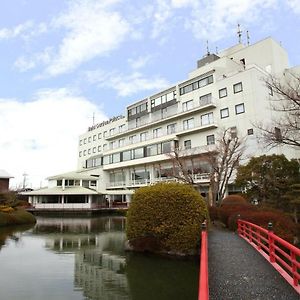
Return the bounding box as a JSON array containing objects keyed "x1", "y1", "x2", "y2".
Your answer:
[{"x1": 0, "y1": 216, "x2": 199, "y2": 300}]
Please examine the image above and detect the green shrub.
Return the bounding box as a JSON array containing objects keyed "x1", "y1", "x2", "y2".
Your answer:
[
  {"x1": 126, "y1": 183, "x2": 208, "y2": 255},
  {"x1": 0, "y1": 208, "x2": 36, "y2": 227},
  {"x1": 221, "y1": 194, "x2": 248, "y2": 206}
]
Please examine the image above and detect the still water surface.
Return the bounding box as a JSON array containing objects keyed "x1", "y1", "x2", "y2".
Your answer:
[{"x1": 0, "y1": 216, "x2": 198, "y2": 300}]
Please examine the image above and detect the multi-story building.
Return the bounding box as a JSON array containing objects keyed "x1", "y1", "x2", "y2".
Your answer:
[{"x1": 25, "y1": 37, "x2": 299, "y2": 210}]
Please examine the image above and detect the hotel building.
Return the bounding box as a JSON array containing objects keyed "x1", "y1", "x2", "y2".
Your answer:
[{"x1": 25, "y1": 37, "x2": 299, "y2": 210}]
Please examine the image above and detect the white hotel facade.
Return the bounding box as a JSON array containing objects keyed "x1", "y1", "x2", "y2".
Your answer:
[{"x1": 26, "y1": 37, "x2": 299, "y2": 210}]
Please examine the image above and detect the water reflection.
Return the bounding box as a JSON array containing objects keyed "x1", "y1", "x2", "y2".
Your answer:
[{"x1": 0, "y1": 216, "x2": 198, "y2": 300}]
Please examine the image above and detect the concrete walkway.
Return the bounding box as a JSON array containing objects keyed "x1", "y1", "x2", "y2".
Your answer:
[{"x1": 208, "y1": 225, "x2": 299, "y2": 300}]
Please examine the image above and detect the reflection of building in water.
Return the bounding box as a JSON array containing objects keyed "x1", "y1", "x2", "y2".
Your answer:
[
  {"x1": 33, "y1": 217, "x2": 129, "y2": 299},
  {"x1": 74, "y1": 249, "x2": 129, "y2": 300}
]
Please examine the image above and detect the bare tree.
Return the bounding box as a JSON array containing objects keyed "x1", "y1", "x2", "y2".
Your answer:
[
  {"x1": 167, "y1": 128, "x2": 246, "y2": 205},
  {"x1": 257, "y1": 72, "x2": 300, "y2": 148},
  {"x1": 205, "y1": 128, "x2": 246, "y2": 205}
]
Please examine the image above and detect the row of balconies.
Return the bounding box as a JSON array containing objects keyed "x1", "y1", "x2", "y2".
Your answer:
[{"x1": 106, "y1": 173, "x2": 211, "y2": 188}]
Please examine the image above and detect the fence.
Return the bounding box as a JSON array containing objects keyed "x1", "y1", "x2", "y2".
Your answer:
[{"x1": 237, "y1": 219, "x2": 300, "y2": 294}]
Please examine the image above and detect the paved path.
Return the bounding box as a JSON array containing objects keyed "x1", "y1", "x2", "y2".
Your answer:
[{"x1": 208, "y1": 225, "x2": 299, "y2": 300}]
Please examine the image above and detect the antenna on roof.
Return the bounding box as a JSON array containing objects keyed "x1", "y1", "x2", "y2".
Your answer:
[
  {"x1": 216, "y1": 46, "x2": 219, "y2": 54},
  {"x1": 206, "y1": 40, "x2": 210, "y2": 56},
  {"x1": 22, "y1": 172, "x2": 28, "y2": 189},
  {"x1": 92, "y1": 112, "x2": 95, "y2": 125},
  {"x1": 246, "y1": 30, "x2": 250, "y2": 46},
  {"x1": 237, "y1": 24, "x2": 242, "y2": 44}
]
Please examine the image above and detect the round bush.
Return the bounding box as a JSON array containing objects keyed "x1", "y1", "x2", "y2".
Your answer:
[
  {"x1": 221, "y1": 194, "x2": 248, "y2": 206},
  {"x1": 126, "y1": 183, "x2": 208, "y2": 255}
]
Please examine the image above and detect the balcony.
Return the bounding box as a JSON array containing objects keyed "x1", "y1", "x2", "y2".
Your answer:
[{"x1": 106, "y1": 173, "x2": 210, "y2": 189}]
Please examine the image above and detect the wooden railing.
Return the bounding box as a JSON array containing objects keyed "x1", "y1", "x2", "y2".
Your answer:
[
  {"x1": 238, "y1": 219, "x2": 300, "y2": 294},
  {"x1": 198, "y1": 221, "x2": 209, "y2": 300}
]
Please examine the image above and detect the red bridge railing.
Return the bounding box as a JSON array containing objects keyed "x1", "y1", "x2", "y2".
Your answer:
[
  {"x1": 198, "y1": 221, "x2": 209, "y2": 300},
  {"x1": 238, "y1": 219, "x2": 300, "y2": 294}
]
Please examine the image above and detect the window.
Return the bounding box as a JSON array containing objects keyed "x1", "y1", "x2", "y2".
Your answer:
[
  {"x1": 109, "y1": 128, "x2": 115, "y2": 136},
  {"x1": 207, "y1": 135, "x2": 215, "y2": 145},
  {"x1": 235, "y1": 103, "x2": 245, "y2": 114},
  {"x1": 93, "y1": 135, "x2": 96, "y2": 141},
  {"x1": 199, "y1": 93, "x2": 212, "y2": 106},
  {"x1": 136, "y1": 117, "x2": 141, "y2": 127},
  {"x1": 84, "y1": 138, "x2": 87, "y2": 144},
  {"x1": 88, "y1": 137, "x2": 91, "y2": 143},
  {"x1": 184, "y1": 140, "x2": 191, "y2": 149},
  {"x1": 119, "y1": 138, "x2": 125, "y2": 147},
  {"x1": 98, "y1": 133, "x2": 102, "y2": 139},
  {"x1": 57, "y1": 180, "x2": 62, "y2": 186},
  {"x1": 122, "y1": 150, "x2": 131, "y2": 161},
  {"x1": 140, "y1": 132, "x2": 147, "y2": 142},
  {"x1": 88, "y1": 149, "x2": 91, "y2": 154},
  {"x1": 133, "y1": 148, "x2": 144, "y2": 159},
  {"x1": 109, "y1": 141, "x2": 117, "y2": 149},
  {"x1": 98, "y1": 145, "x2": 101, "y2": 152},
  {"x1": 119, "y1": 124, "x2": 125, "y2": 132},
  {"x1": 146, "y1": 144, "x2": 158, "y2": 156},
  {"x1": 219, "y1": 88, "x2": 227, "y2": 98},
  {"x1": 274, "y1": 127, "x2": 282, "y2": 141},
  {"x1": 153, "y1": 128, "x2": 162, "y2": 138},
  {"x1": 103, "y1": 144, "x2": 108, "y2": 151},
  {"x1": 182, "y1": 100, "x2": 193, "y2": 111},
  {"x1": 183, "y1": 118, "x2": 194, "y2": 130},
  {"x1": 93, "y1": 147, "x2": 96, "y2": 153},
  {"x1": 233, "y1": 82, "x2": 243, "y2": 93},
  {"x1": 83, "y1": 150, "x2": 87, "y2": 156},
  {"x1": 230, "y1": 127, "x2": 237, "y2": 138},
  {"x1": 112, "y1": 153, "x2": 120, "y2": 163},
  {"x1": 129, "y1": 135, "x2": 137, "y2": 144},
  {"x1": 201, "y1": 112, "x2": 214, "y2": 125},
  {"x1": 162, "y1": 142, "x2": 172, "y2": 153},
  {"x1": 247, "y1": 128, "x2": 254, "y2": 135},
  {"x1": 103, "y1": 131, "x2": 107, "y2": 138},
  {"x1": 167, "y1": 123, "x2": 176, "y2": 134},
  {"x1": 103, "y1": 156, "x2": 109, "y2": 165},
  {"x1": 79, "y1": 151, "x2": 82, "y2": 157},
  {"x1": 79, "y1": 140, "x2": 82, "y2": 146},
  {"x1": 268, "y1": 86, "x2": 273, "y2": 96},
  {"x1": 220, "y1": 108, "x2": 229, "y2": 119},
  {"x1": 179, "y1": 75, "x2": 213, "y2": 95}
]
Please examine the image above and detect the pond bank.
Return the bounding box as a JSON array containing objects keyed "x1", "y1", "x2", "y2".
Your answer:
[{"x1": 0, "y1": 208, "x2": 36, "y2": 227}]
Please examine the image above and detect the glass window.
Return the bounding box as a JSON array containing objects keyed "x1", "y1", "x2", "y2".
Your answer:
[
  {"x1": 93, "y1": 147, "x2": 96, "y2": 153},
  {"x1": 167, "y1": 123, "x2": 176, "y2": 134},
  {"x1": 199, "y1": 93, "x2": 212, "y2": 106},
  {"x1": 201, "y1": 112, "x2": 214, "y2": 125},
  {"x1": 129, "y1": 135, "x2": 137, "y2": 144},
  {"x1": 207, "y1": 135, "x2": 215, "y2": 145},
  {"x1": 103, "y1": 131, "x2": 107, "y2": 138},
  {"x1": 184, "y1": 140, "x2": 191, "y2": 149},
  {"x1": 153, "y1": 127, "x2": 162, "y2": 138},
  {"x1": 98, "y1": 133, "x2": 102, "y2": 139},
  {"x1": 57, "y1": 180, "x2": 62, "y2": 186},
  {"x1": 119, "y1": 124, "x2": 125, "y2": 132},
  {"x1": 79, "y1": 151, "x2": 82, "y2": 157},
  {"x1": 235, "y1": 103, "x2": 245, "y2": 114},
  {"x1": 112, "y1": 153, "x2": 120, "y2": 163},
  {"x1": 134, "y1": 148, "x2": 144, "y2": 159},
  {"x1": 183, "y1": 118, "x2": 194, "y2": 130},
  {"x1": 268, "y1": 86, "x2": 273, "y2": 96},
  {"x1": 119, "y1": 138, "x2": 125, "y2": 147},
  {"x1": 146, "y1": 144, "x2": 158, "y2": 156},
  {"x1": 103, "y1": 144, "x2": 108, "y2": 151},
  {"x1": 88, "y1": 137, "x2": 91, "y2": 143},
  {"x1": 233, "y1": 82, "x2": 243, "y2": 93},
  {"x1": 103, "y1": 155, "x2": 109, "y2": 165},
  {"x1": 219, "y1": 88, "x2": 227, "y2": 98},
  {"x1": 83, "y1": 150, "x2": 86, "y2": 156},
  {"x1": 140, "y1": 132, "x2": 147, "y2": 142},
  {"x1": 109, "y1": 128, "x2": 115, "y2": 136},
  {"x1": 182, "y1": 100, "x2": 193, "y2": 111},
  {"x1": 79, "y1": 140, "x2": 82, "y2": 146},
  {"x1": 84, "y1": 138, "x2": 87, "y2": 144},
  {"x1": 162, "y1": 142, "x2": 172, "y2": 153},
  {"x1": 220, "y1": 108, "x2": 229, "y2": 119},
  {"x1": 88, "y1": 149, "x2": 91, "y2": 154},
  {"x1": 247, "y1": 128, "x2": 254, "y2": 135},
  {"x1": 166, "y1": 91, "x2": 175, "y2": 101},
  {"x1": 122, "y1": 150, "x2": 131, "y2": 161},
  {"x1": 93, "y1": 135, "x2": 96, "y2": 141},
  {"x1": 98, "y1": 145, "x2": 101, "y2": 152}
]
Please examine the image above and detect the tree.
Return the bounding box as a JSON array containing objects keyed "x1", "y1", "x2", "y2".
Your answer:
[
  {"x1": 283, "y1": 183, "x2": 300, "y2": 224},
  {"x1": 167, "y1": 128, "x2": 246, "y2": 205},
  {"x1": 235, "y1": 154, "x2": 300, "y2": 204},
  {"x1": 257, "y1": 72, "x2": 300, "y2": 148}
]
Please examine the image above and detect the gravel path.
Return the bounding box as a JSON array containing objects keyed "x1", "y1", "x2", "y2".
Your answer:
[{"x1": 208, "y1": 225, "x2": 299, "y2": 300}]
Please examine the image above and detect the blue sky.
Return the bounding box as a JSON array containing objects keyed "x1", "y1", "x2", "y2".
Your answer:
[{"x1": 0, "y1": 0, "x2": 300, "y2": 188}]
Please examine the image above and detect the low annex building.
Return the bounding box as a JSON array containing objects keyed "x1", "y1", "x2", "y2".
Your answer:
[
  {"x1": 24, "y1": 37, "x2": 299, "y2": 210},
  {"x1": 0, "y1": 170, "x2": 14, "y2": 193}
]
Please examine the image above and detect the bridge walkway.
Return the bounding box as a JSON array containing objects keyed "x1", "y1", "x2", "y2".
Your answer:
[{"x1": 208, "y1": 224, "x2": 299, "y2": 300}]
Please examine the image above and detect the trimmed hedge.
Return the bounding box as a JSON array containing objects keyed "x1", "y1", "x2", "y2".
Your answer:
[
  {"x1": 126, "y1": 183, "x2": 208, "y2": 255},
  {"x1": 0, "y1": 207, "x2": 36, "y2": 227}
]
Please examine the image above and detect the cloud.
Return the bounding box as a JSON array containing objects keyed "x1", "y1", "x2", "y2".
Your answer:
[
  {"x1": 0, "y1": 89, "x2": 106, "y2": 188},
  {"x1": 128, "y1": 55, "x2": 152, "y2": 70},
  {"x1": 0, "y1": 20, "x2": 47, "y2": 41},
  {"x1": 43, "y1": 0, "x2": 131, "y2": 76},
  {"x1": 85, "y1": 69, "x2": 170, "y2": 97},
  {"x1": 287, "y1": 0, "x2": 300, "y2": 14}
]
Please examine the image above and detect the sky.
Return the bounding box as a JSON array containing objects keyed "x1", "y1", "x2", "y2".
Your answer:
[{"x1": 0, "y1": 0, "x2": 300, "y2": 189}]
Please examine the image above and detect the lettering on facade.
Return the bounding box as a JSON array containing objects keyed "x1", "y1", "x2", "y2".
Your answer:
[{"x1": 88, "y1": 115, "x2": 125, "y2": 131}]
